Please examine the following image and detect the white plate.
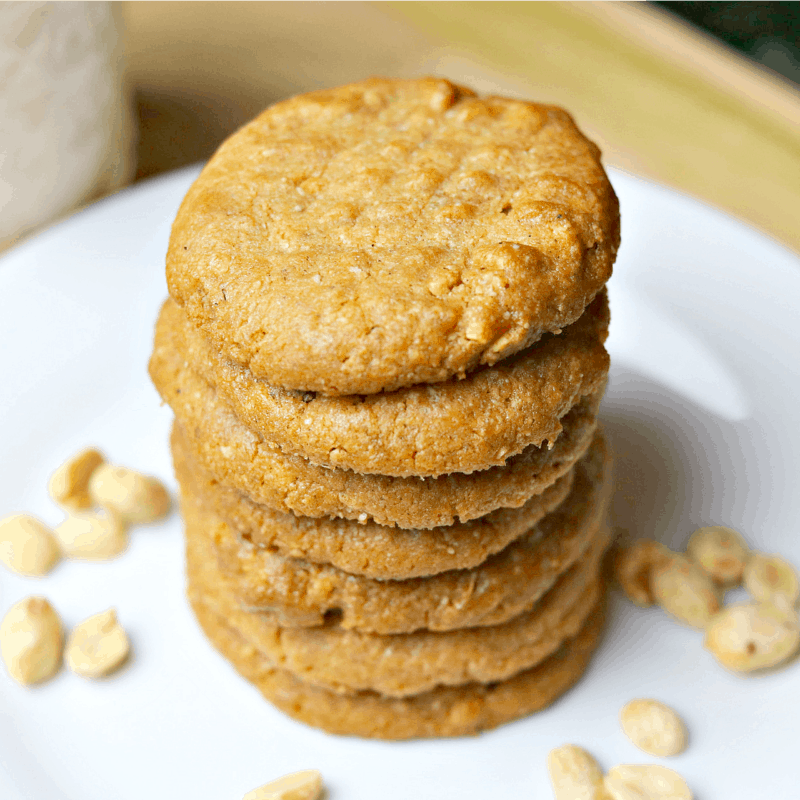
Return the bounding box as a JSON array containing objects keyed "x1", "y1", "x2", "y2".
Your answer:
[{"x1": 1, "y1": 166, "x2": 799, "y2": 800}]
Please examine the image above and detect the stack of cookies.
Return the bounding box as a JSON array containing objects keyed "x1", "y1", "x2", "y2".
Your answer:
[{"x1": 149, "y1": 78, "x2": 620, "y2": 739}]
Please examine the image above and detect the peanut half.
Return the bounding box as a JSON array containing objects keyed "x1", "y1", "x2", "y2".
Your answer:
[
  {"x1": 89, "y1": 464, "x2": 170, "y2": 524},
  {"x1": 686, "y1": 526, "x2": 749, "y2": 586},
  {"x1": 48, "y1": 448, "x2": 105, "y2": 511},
  {"x1": 547, "y1": 744, "x2": 611, "y2": 800},
  {"x1": 65, "y1": 609, "x2": 130, "y2": 678},
  {"x1": 614, "y1": 539, "x2": 673, "y2": 608},
  {"x1": 243, "y1": 769, "x2": 323, "y2": 800},
  {"x1": 604, "y1": 765, "x2": 692, "y2": 800},
  {"x1": 54, "y1": 509, "x2": 128, "y2": 560},
  {"x1": 0, "y1": 597, "x2": 63, "y2": 685},
  {"x1": 0, "y1": 514, "x2": 61, "y2": 576},
  {"x1": 651, "y1": 554, "x2": 721, "y2": 629},
  {"x1": 704, "y1": 602, "x2": 800, "y2": 673},
  {"x1": 743, "y1": 554, "x2": 799, "y2": 606},
  {"x1": 619, "y1": 699, "x2": 687, "y2": 757}
]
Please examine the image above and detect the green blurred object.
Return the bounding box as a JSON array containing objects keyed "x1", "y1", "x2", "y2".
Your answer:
[{"x1": 656, "y1": 1, "x2": 800, "y2": 84}]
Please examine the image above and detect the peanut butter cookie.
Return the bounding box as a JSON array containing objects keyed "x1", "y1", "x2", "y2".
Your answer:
[
  {"x1": 190, "y1": 591, "x2": 606, "y2": 739},
  {"x1": 187, "y1": 515, "x2": 608, "y2": 696},
  {"x1": 166, "y1": 77, "x2": 619, "y2": 395},
  {"x1": 171, "y1": 422, "x2": 574, "y2": 579},
  {"x1": 179, "y1": 431, "x2": 611, "y2": 634},
  {"x1": 156, "y1": 292, "x2": 609, "y2": 477},
  {"x1": 149, "y1": 329, "x2": 602, "y2": 528}
]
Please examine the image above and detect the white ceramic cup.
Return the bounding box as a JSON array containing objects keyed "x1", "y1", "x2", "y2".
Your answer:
[{"x1": 0, "y1": 1, "x2": 136, "y2": 249}]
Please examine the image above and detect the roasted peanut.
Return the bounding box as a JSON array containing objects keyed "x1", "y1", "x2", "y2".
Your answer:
[
  {"x1": 547, "y1": 744, "x2": 610, "y2": 800},
  {"x1": 604, "y1": 765, "x2": 692, "y2": 800},
  {"x1": 243, "y1": 769, "x2": 323, "y2": 800},
  {"x1": 619, "y1": 699, "x2": 687, "y2": 757},
  {"x1": 651, "y1": 554, "x2": 721, "y2": 629},
  {"x1": 686, "y1": 525, "x2": 749, "y2": 586},
  {"x1": 48, "y1": 448, "x2": 105, "y2": 511},
  {"x1": 0, "y1": 514, "x2": 61, "y2": 576},
  {"x1": 65, "y1": 609, "x2": 130, "y2": 678},
  {"x1": 54, "y1": 509, "x2": 127, "y2": 560},
  {"x1": 89, "y1": 464, "x2": 171, "y2": 524},
  {"x1": 743, "y1": 554, "x2": 799, "y2": 606},
  {"x1": 614, "y1": 539, "x2": 673, "y2": 607},
  {"x1": 704, "y1": 601, "x2": 800, "y2": 673},
  {"x1": 0, "y1": 597, "x2": 63, "y2": 685}
]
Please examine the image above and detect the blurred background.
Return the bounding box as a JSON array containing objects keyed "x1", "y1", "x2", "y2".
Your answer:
[
  {"x1": 2, "y1": 1, "x2": 799, "y2": 252},
  {"x1": 657, "y1": 2, "x2": 800, "y2": 83}
]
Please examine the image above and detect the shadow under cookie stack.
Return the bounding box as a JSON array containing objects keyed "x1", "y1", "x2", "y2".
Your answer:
[{"x1": 149, "y1": 78, "x2": 620, "y2": 739}]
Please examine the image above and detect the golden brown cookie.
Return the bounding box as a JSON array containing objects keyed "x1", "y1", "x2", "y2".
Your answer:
[
  {"x1": 190, "y1": 591, "x2": 606, "y2": 739},
  {"x1": 172, "y1": 422, "x2": 574, "y2": 579},
  {"x1": 166, "y1": 77, "x2": 619, "y2": 396},
  {"x1": 187, "y1": 513, "x2": 608, "y2": 697},
  {"x1": 156, "y1": 292, "x2": 609, "y2": 477},
  {"x1": 179, "y1": 431, "x2": 612, "y2": 634},
  {"x1": 149, "y1": 329, "x2": 602, "y2": 527}
]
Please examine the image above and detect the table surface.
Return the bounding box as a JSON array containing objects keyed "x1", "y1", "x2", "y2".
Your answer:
[{"x1": 122, "y1": 0, "x2": 800, "y2": 254}]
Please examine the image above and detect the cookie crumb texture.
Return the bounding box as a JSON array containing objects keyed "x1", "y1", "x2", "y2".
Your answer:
[
  {"x1": 192, "y1": 592, "x2": 606, "y2": 739},
  {"x1": 166, "y1": 77, "x2": 619, "y2": 395},
  {"x1": 154, "y1": 291, "x2": 609, "y2": 478}
]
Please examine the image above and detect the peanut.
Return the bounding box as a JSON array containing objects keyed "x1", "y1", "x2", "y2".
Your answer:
[
  {"x1": 65, "y1": 609, "x2": 130, "y2": 678},
  {"x1": 0, "y1": 514, "x2": 61, "y2": 576},
  {"x1": 547, "y1": 744, "x2": 610, "y2": 800},
  {"x1": 243, "y1": 769, "x2": 323, "y2": 800},
  {"x1": 604, "y1": 765, "x2": 692, "y2": 800},
  {"x1": 48, "y1": 448, "x2": 105, "y2": 511},
  {"x1": 743, "y1": 554, "x2": 799, "y2": 606},
  {"x1": 88, "y1": 463, "x2": 171, "y2": 524},
  {"x1": 619, "y1": 699, "x2": 687, "y2": 757},
  {"x1": 651, "y1": 554, "x2": 721, "y2": 629},
  {"x1": 686, "y1": 525, "x2": 749, "y2": 586},
  {"x1": 703, "y1": 601, "x2": 800, "y2": 673},
  {"x1": 54, "y1": 509, "x2": 127, "y2": 560},
  {"x1": 0, "y1": 597, "x2": 63, "y2": 685},
  {"x1": 614, "y1": 539, "x2": 673, "y2": 607}
]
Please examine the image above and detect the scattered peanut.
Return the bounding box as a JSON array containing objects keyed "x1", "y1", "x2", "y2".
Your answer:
[
  {"x1": 743, "y1": 554, "x2": 799, "y2": 606},
  {"x1": 619, "y1": 699, "x2": 687, "y2": 757},
  {"x1": 243, "y1": 769, "x2": 323, "y2": 800},
  {"x1": 547, "y1": 744, "x2": 610, "y2": 800},
  {"x1": 0, "y1": 597, "x2": 63, "y2": 685},
  {"x1": 54, "y1": 509, "x2": 127, "y2": 560},
  {"x1": 0, "y1": 514, "x2": 62, "y2": 576},
  {"x1": 651, "y1": 554, "x2": 721, "y2": 629},
  {"x1": 704, "y1": 601, "x2": 800, "y2": 673},
  {"x1": 614, "y1": 539, "x2": 673, "y2": 607},
  {"x1": 686, "y1": 526, "x2": 749, "y2": 586},
  {"x1": 65, "y1": 609, "x2": 130, "y2": 678},
  {"x1": 89, "y1": 463, "x2": 171, "y2": 524},
  {"x1": 604, "y1": 765, "x2": 692, "y2": 800},
  {"x1": 48, "y1": 448, "x2": 105, "y2": 511}
]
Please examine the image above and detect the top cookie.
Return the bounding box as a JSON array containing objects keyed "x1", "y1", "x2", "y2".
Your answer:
[{"x1": 167, "y1": 77, "x2": 619, "y2": 395}]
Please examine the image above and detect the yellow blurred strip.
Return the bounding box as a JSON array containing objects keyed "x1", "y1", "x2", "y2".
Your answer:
[
  {"x1": 387, "y1": 1, "x2": 800, "y2": 252},
  {"x1": 589, "y1": 2, "x2": 800, "y2": 129}
]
